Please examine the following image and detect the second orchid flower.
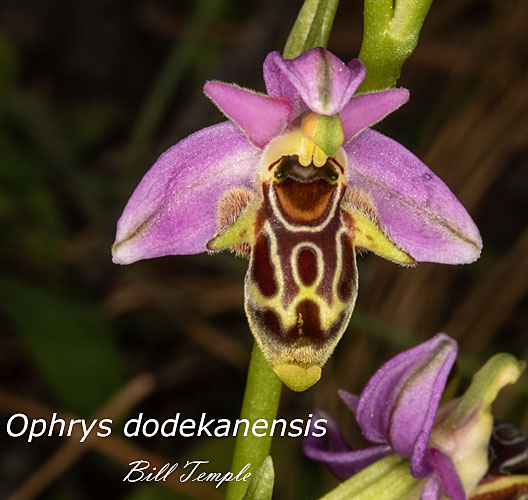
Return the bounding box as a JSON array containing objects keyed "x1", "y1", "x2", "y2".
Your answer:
[{"x1": 305, "y1": 334, "x2": 525, "y2": 500}]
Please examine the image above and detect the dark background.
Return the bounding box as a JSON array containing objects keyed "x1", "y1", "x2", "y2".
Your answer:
[{"x1": 0, "y1": 0, "x2": 527, "y2": 499}]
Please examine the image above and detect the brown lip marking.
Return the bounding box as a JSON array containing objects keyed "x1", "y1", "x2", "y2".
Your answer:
[
  {"x1": 250, "y1": 302, "x2": 348, "y2": 349},
  {"x1": 291, "y1": 299, "x2": 322, "y2": 341},
  {"x1": 337, "y1": 233, "x2": 356, "y2": 303},
  {"x1": 297, "y1": 247, "x2": 318, "y2": 287},
  {"x1": 251, "y1": 233, "x2": 278, "y2": 298}
]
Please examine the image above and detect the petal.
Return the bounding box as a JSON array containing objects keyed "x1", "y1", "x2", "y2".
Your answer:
[
  {"x1": 338, "y1": 389, "x2": 359, "y2": 414},
  {"x1": 263, "y1": 48, "x2": 365, "y2": 117},
  {"x1": 340, "y1": 88, "x2": 409, "y2": 142},
  {"x1": 394, "y1": 338, "x2": 458, "y2": 477},
  {"x1": 430, "y1": 448, "x2": 466, "y2": 500},
  {"x1": 422, "y1": 477, "x2": 442, "y2": 500},
  {"x1": 310, "y1": 446, "x2": 394, "y2": 481},
  {"x1": 303, "y1": 411, "x2": 392, "y2": 479},
  {"x1": 112, "y1": 122, "x2": 261, "y2": 264},
  {"x1": 355, "y1": 334, "x2": 457, "y2": 474},
  {"x1": 344, "y1": 129, "x2": 482, "y2": 264},
  {"x1": 204, "y1": 81, "x2": 294, "y2": 149}
]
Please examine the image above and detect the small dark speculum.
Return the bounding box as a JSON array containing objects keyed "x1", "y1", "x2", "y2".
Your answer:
[
  {"x1": 273, "y1": 155, "x2": 339, "y2": 184},
  {"x1": 272, "y1": 155, "x2": 342, "y2": 224}
]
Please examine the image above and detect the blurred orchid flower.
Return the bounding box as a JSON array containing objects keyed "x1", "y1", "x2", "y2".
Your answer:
[
  {"x1": 304, "y1": 334, "x2": 525, "y2": 499},
  {"x1": 468, "y1": 421, "x2": 528, "y2": 500},
  {"x1": 112, "y1": 48, "x2": 481, "y2": 391},
  {"x1": 488, "y1": 420, "x2": 528, "y2": 477}
]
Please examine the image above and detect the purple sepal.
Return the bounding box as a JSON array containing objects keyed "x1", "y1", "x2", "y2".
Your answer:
[
  {"x1": 344, "y1": 129, "x2": 482, "y2": 264},
  {"x1": 304, "y1": 335, "x2": 473, "y2": 500},
  {"x1": 263, "y1": 48, "x2": 366, "y2": 118},
  {"x1": 340, "y1": 88, "x2": 409, "y2": 143},
  {"x1": 429, "y1": 448, "x2": 467, "y2": 500},
  {"x1": 112, "y1": 122, "x2": 260, "y2": 264},
  {"x1": 303, "y1": 411, "x2": 392, "y2": 480},
  {"x1": 421, "y1": 477, "x2": 441, "y2": 500},
  {"x1": 204, "y1": 81, "x2": 294, "y2": 148},
  {"x1": 355, "y1": 334, "x2": 457, "y2": 476},
  {"x1": 338, "y1": 390, "x2": 359, "y2": 414}
]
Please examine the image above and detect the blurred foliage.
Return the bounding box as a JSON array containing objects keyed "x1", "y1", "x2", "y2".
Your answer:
[
  {"x1": 0, "y1": 277, "x2": 124, "y2": 415},
  {"x1": 0, "y1": 0, "x2": 526, "y2": 499},
  {"x1": 126, "y1": 485, "x2": 189, "y2": 500}
]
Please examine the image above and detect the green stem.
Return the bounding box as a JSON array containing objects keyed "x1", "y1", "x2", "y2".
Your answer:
[
  {"x1": 227, "y1": 2, "x2": 340, "y2": 498},
  {"x1": 359, "y1": 0, "x2": 434, "y2": 92},
  {"x1": 283, "y1": 0, "x2": 340, "y2": 59},
  {"x1": 226, "y1": 343, "x2": 282, "y2": 500}
]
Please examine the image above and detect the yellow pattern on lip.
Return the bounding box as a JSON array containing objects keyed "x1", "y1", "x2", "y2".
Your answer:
[{"x1": 273, "y1": 363, "x2": 322, "y2": 392}]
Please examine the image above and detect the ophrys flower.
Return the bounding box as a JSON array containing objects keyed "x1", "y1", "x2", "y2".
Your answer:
[
  {"x1": 112, "y1": 48, "x2": 481, "y2": 391},
  {"x1": 304, "y1": 334, "x2": 525, "y2": 499}
]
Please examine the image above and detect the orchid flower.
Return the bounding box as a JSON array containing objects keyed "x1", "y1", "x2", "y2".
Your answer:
[
  {"x1": 468, "y1": 421, "x2": 528, "y2": 500},
  {"x1": 304, "y1": 334, "x2": 525, "y2": 500},
  {"x1": 488, "y1": 420, "x2": 528, "y2": 477},
  {"x1": 112, "y1": 47, "x2": 481, "y2": 392}
]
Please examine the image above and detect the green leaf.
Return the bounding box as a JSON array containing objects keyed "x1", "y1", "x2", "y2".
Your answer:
[
  {"x1": 318, "y1": 455, "x2": 419, "y2": 500},
  {"x1": 242, "y1": 456, "x2": 274, "y2": 500}
]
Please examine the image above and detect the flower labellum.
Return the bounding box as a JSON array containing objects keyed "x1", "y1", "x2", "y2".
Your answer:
[
  {"x1": 470, "y1": 474, "x2": 528, "y2": 500},
  {"x1": 467, "y1": 420, "x2": 528, "y2": 499},
  {"x1": 488, "y1": 420, "x2": 528, "y2": 476},
  {"x1": 112, "y1": 48, "x2": 482, "y2": 391}
]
